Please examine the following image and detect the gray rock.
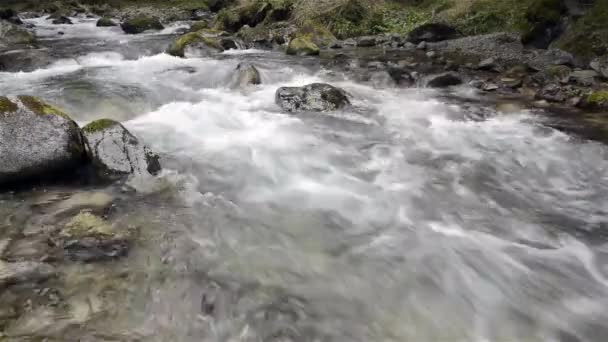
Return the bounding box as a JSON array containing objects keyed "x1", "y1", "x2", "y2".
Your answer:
[
  {"x1": 0, "y1": 260, "x2": 55, "y2": 286},
  {"x1": 0, "y1": 20, "x2": 35, "y2": 47},
  {"x1": 82, "y1": 119, "x2": 161, "y2": 180},
  {"x1": 121, "y1": 16, "x2": 164, "y2": 34},
  {"x1": 0, "y1": 96, "x2": 85, "y2": 186},
  {"x1": 537, "y1": 84, "x2": 565, "y2": 103},
  {"x1": 477, "y1": 57, "x2": 497, "y2": 71},
  {"x1": 500, "y1": 77, "x2": 523, "y2": 89},
  {"x1": 590, "y1": 56, "x2": 608, "y2": 79},
  {"x1": 357, "y1": 36, "x2": 377, "y2": 47},
  {"x1": 343, "y1": 38, "x2": 356, "y2": 46},
  {"x1": 416, "y1": 41, "x2": 427, "y2": 50},
  {"x1": 423, "y1": 72, "x2": 463, "y2": 88},
  {"x1": 569, "y1": 70, "x2": 599, "y2": 86},
  {"x1": 233, "y1": 63, "x2": 261, "y2": 88},
  {"x1": 403, "y1": 42, "x2": 416, "y2": 50},
  {"x1": 408, "y1": 23, "x2": 458, "y2": 44},
  {"x1": 482, "y1": 82, "x2": 499, "y2": 91},
  {"x1": 426, "y1": 51, "x2": 437, "y2": 58},
  {"x1": 275, "y1": 83, "x2": 350, "y2": 113},
  {"x1": 96, "y1": 17, "x2": 117, "y2": 27},
  {"x1": 527, "y1": 49, "x2": 574, "y2": 72}
]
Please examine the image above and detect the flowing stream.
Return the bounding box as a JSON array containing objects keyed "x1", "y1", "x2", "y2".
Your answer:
[{"x1": 1, "y1": 16, "x2": 608, "y2": 342}]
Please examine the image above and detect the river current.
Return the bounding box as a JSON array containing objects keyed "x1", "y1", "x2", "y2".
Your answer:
[{"x1": 1, "y1": 16, "x2": 608, "y2": 342}]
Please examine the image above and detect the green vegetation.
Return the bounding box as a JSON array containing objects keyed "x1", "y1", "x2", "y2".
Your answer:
[
  {"x1": 167, "y1": 31, "x2": 222, "y2": 56},
  {"x1": 556, "y1": 0, "x2": 608, "y2": 58},
  {"x1": 0, "y1": 96, "x2": 18, "y2": 113},
  {"x1": 82, "y1": 118, "x2": 119, "y2": 133},
  {"x1": 17, "y1": 95, "x2": 71, "y2": 120},
  {"x1": 586, "y1": 91, "x2": 608, "y2": 106}
]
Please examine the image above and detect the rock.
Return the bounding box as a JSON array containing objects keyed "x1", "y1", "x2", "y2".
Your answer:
[
  {"x1": 357, "y1": 36, "x2": 377, "y2": 47},
  {"x1": 569, "y1": 70, "x2": 599, "y2": 86},
  {"x1": 293, "y1": 21, "x2": 336, "y2": 49},
  {"x1": 82, "y1": 119, "x2": 161, "y2": 180},
  {"x1": 0, "y1": 96, "x2": 85, "y2": 186},
  {"x1": 536, "y1": 84, "x2": 565, "y2": 102},
  {"x1": 232, "y1": 63, "x2": 261, "y2": 88},
  {"x1": 500, "y1": 77, "x2": 523, "y2": 88},
  {"x1": 54, "y1": 211, "x2": 136, "y2": 262},
  {"x1": 219, "y1": 37, "x2": 239, "y2": 50},
  {"x1": 408, "y1": 23, "x2": 458, "y2": 44},
  {"x1": 0, "y1": 260, "x2": 55, "y2": 286},
  {"x1": 167, "y1": 31, "x2": 225, "y2": 57},
  {"x1": 477, "y1": 57, "x2": 499, "y2": 71},
  {"x1": 542, "y1": 64, "x2": 573, "y2": 84},
  {"x1": 121, "y1": 16, "x2": 164, "y2": 34},
  {"x1": 527, "y1": 49, "x2": 574, "y2": 71},
  {"x1": 0, "y1": 20, "x2": 35, "y2": 47},
  {"x1": 0, "y1": 9, "x2": 22, "y2": 25},
  {"x1": 51, "y1": 16, "x2": 72, "y2": 25},
  {"x1": 416, "y1": 41, "x2": 427, "y2": 50},
  {"x1": 275, "y1": 83, "x2": 350, "y2": 113},
  {"x1": 590, "y1": 56, "x2": 608, "y2": 79},
  {"x1": 286, "y1": 36, "x2": 319, "y2": 56},
  {"x1": 426, "y1": 51, "x2": 437, "y2": 58},
  {"x1": 189, "y1": 20, "x2": 209, "y2": 32},
  {"x1": 482, "y1": 83, "x2": 499, "y2": 91},
  {"x1": 343, "y1": 38, "x2": 356, "y2": 46},
  {"x1": 423, "y1": 72, "x2": 463, "y2": 88},
  {"x1": 96, "y1": 17, "x2": 117, "y2": 27},
  {"x1": 579, "y1": 91, "x2": 608, "y2": 112}
]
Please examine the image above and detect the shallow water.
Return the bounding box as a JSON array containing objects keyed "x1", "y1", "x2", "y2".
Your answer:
[{"x1": 1, "y1": 16, "x2": 608, "y2": 342}]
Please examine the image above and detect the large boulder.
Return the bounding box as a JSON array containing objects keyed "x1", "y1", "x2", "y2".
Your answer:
[
  {"x1": 96, "y1": 17, "x2": 117, "y2": 27},
  {"x1": 121, "y1": 16, "x2": 164, "y2": 34},
  {"x1": 407, "y1": 23, "x2": 458, "y2": 44},
  {"x1": 51, "y1": 16, "x2": 73, "y2": 25},
  {"x1": 275, "y1": 83, "x2": 350, "y2": 113},
  {"x1": 82, "y1": 119, "x2": 161, "y2": 180},
  {"x1": 232, "y1": 63, "x2": 261, "y2": 88},
  {"x1": 0, "y1": 20, "x2": 35, "y2": 47},
  {"x1": 0, "y1": 96, "x2": 86, "y2": 186}
]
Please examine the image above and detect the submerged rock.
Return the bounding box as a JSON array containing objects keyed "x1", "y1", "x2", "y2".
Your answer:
[
  {"x1": 54, "y1": 211, "x2": 136, "y2": 262},
  {"x1": 82, "y1": 119, "x2": 161, "y2": 180},
  {"x1": 408, "y1": 23, "x2": 458, "y2": 44},
  {"x1": 96, "y1": 17, "x2": 117, "y2": 27},
  {"x1": 233, "y1": 63, "x2": 261, "y2": 88},
  {"x1": 121, "y1": 16, "x2": 164, "y2": 34},
  {"x1": 0, "y1": 260, "x2": 55, "y2": 286},
  {"x1": 0, "y1": 96, "x2": 85, "y2": 186},
  {"x1": 275, "y1": 83, "x2": 350, "y2": 113},
  {"x1": 423, "y1": 72, "x2": 463, "y2": 88}
]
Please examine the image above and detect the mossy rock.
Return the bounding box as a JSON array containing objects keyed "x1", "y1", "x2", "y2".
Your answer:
[
  {"x1": 286, "y1": 36, "x2": 320, "y2": 56},
  {"x1": 0, "y1": 20, "x2": 35, "y2": 45},
  {"x1": 0, "y1": 96, "x2": 18, "y2": 113},
  {"x1": 189, "y1": 20, "x2": 209, "y2": 32},
  {"x1": 96, "y1": 17, "x2": 117, "y2": 27},
  {"x1": 167, "y1": 31, "x2": 223, "y2": 57},
  {"x1": 580, "y1": 91, "x2": 608, "y2": 112},
  {"x1": 16, "y1": 95, "x2": 71, "y2": 120},
  {"x1": 82, "y1": 119, "x2": 119, "y2": 134},
  {"x1": 120, "y1": 16, "x2": 164, "y2": 34}
]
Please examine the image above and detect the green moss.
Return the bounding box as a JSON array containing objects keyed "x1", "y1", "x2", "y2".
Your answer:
[
  {"x1": 189, "y1": 20, "x2": 209, "y2": 32},
  {"x1": 63, "y1": 211, "x2": 119, "y2": 238},
  {"x1": 286, "y1": 36, "x2": 319, "y2": 56},
  {"x1": 82, "y1": 118, "x2": 119, "y2": 133},
  {"x1": 167, "y1": 31, "x2": 205, "y2": 57},
  {"x1": 295, "y1": 20, "x2": 335, "y2": 48},
  {"x1": 587, "y1": 91, "x2": 608, "y2": 105},
  {"x1": 16, "y1": 95, "x2": 71, "y2": 120},
  {"x1": 0, "y1": 96, "x2": 18, "y2": 113}
]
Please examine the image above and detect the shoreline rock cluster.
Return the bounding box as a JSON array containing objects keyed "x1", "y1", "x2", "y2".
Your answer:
[{"x1": 0, "y1": 95, "x2": 161, "y2": 188}]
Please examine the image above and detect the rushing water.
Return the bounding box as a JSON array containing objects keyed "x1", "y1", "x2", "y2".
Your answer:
[{"x1": 1, "y1": 16, "x2": 608, "y2": 342}]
